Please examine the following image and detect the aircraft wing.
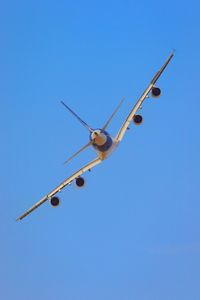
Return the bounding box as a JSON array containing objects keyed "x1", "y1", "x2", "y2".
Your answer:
[
  {"x1": 16, "y1": 157, "x2": 102, "y2": 221},
  {"x1": 115, "y1": 51, "x2": 174, "y2": 142}
]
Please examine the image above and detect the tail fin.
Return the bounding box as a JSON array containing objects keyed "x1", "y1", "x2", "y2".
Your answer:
[
  {"x1": 61, "y1": 101, "x2": 93, "y2": 133},
  {"x1": 101, "y1": 97, "x2": 125, "y2": 131}
]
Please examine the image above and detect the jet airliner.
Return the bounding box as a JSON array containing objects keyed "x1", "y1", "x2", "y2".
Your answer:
[{"x1": 17, "y1": 52, "x2": 174, "y2": 221}]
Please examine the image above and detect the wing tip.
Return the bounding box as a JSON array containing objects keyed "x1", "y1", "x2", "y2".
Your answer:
[
  {"x1": 16, "y1": 216, "x2": 23, "y2": 222},
  {"x1": 170, "y1": 49, "x2": 176, "y2": 58}
]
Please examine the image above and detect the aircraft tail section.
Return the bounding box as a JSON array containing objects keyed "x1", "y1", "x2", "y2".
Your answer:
[
  {"x1": 61, "y1": 101, "x2": 93, "y2": 133},
  {"x1": 101, "y1": 97, "x2": 125, "y2": 131}
]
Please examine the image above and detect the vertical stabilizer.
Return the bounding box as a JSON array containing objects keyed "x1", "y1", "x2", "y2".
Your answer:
[{"x1": 61, "y1": 101, "x2": 93, "y2": 132}]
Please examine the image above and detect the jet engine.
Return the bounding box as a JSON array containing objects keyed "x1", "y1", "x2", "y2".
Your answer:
[
  {"x1": 75, "y1": 176, "x2": 85, "y2": 188},
  {"x1": 50, "y1": 196, "x2": 60, "y2": 207},
  {"x1": 151, "y1": 87, "x2": 161, "y2": 98},
  {"x1": 133, "y1": 114, "x2": 143, "y2": 125}
]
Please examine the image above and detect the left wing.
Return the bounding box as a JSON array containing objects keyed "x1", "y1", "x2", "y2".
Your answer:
[
  {"x1": 16, "y1": 157, "x2": 102, "y2": 221},
  {"x1": 115, "y1": 51, "x2": 174, "y2": 142}
]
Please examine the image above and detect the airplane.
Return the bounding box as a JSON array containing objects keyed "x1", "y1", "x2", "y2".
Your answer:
[{"x1": 16, "y1": 51, "x2": 174, "y2": 221}]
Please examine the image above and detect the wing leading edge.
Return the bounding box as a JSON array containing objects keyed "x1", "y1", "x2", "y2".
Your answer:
[
  {"x1": 115, "y1": 51, "x2": 174, "y2": 142},
  {"x1": 16, "y1": 157, "x2": 102, "y2": 221}
]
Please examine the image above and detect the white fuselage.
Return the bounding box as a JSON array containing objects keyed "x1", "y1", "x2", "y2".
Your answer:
[{"x1": 90, "y1": 129, "x2": 118, "y2": 160}]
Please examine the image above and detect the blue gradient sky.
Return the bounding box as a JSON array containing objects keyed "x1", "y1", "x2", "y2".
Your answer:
[{"x1": 1, "y1": 1, "x2": 200, "y2": 299}]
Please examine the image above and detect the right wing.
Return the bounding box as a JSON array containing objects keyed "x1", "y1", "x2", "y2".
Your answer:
[
  {"x1": 16, "y1": 157, "x2": 102, "y2": 221},
  {"x1": 115, "y1": 51, "x2": 174, "y2": 142}
]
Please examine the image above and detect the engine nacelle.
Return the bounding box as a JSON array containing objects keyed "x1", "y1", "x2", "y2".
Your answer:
[
  {"x1": 50, "y1": 196, "x2": 60, "y2": 207},
  {"x1": 133, "y1": 114, "x2": 143, "y2": 125},
  {"x1": 151, "y1": 87, "x2": 161, "y2": 98},
  {"x1": 75, "y1": 176, "x2": 85, "y2": 188}
]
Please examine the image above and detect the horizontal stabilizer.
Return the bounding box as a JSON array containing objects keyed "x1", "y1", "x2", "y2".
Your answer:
[
  {"x1": 102, "y1": 97, "x2": 125, "y2": 131},
  {"x1": 63, "y1": 140, "x2": 93, "y2": 166}
]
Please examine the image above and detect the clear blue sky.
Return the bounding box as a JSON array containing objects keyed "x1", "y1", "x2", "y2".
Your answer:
[{"x1": 1, "y1": 1, "x2": 200, "y2": 299}]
